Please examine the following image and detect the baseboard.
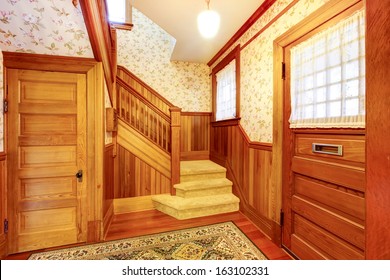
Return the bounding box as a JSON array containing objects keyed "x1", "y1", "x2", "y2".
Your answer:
[
  {"x1": 241, "y1": 203, "x2": 281, "y2": 245},
  {"x1": 113, "y1": 196, "x2": 158, "y2": 214}
]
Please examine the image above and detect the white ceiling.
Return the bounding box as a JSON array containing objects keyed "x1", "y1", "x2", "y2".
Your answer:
[{"x1": 132, "y1": 0, "x2": 265, "y2": 63}]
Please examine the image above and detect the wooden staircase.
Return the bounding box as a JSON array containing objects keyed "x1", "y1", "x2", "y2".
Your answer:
[
  {"x1": 115, "y1": 66, "x2": 239, "y2": 220},
  {"x1": 152, "y1": 160, "x2": 240, "y2": 220}
]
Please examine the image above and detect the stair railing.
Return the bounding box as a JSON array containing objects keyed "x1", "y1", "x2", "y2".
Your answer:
[{"x1": 116, "y1": 67, "x2": 181, "y2": 193}]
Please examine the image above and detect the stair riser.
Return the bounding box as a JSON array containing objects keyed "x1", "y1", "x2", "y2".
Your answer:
[
  {"x1": 176, "y1": 186, "x2": 232, "y2": 198},
  {"x1": 180, "y1": 172, "x2": 226, "y2": 182},
  {"x1": 154, "y1": 201, "x2": 239, "y2": 220}
]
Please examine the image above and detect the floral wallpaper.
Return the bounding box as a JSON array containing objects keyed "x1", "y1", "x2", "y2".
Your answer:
[
  {"x1": 0, "y1": 0, "x2": 93, "y2": 56},
  {"x1": 117, "y1": 8, "x2": 211, "y2": 112},
  {"x1": 211, "y1": 0, "x2": 331, "y2": 143},
  {"x1": 0, "y1": 0, "x2": 94, "y2": 152}
]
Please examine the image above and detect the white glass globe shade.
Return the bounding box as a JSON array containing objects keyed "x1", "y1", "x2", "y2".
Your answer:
[{"x1": 197, "y1": 10, "x2": 220, "y2": 38}]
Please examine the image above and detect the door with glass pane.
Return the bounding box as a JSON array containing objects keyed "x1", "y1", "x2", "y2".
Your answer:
[{"x1": 282, "y1": 5, "x2": 366, "y2": 260}]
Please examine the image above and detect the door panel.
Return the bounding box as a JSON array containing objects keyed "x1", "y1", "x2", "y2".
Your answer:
[
  {"x1": 284, "y1": 130, "x2": 366, "y2": 259},
  {"x1": 8, "y1": 69, "x2": 87, "y2": 253}
]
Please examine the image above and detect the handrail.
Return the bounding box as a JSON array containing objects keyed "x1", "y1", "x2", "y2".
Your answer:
[
  {"x1": 117, "y1": 77, "x2": 171, "y2": 122},
  {"x1": 116, "y1": 78, "x2": 172, "y2": 153},
  {"x1": 117, "y1": 65, "x2": 174, "y2": 107},
  {"x1": 79, "y1": 0, "x2": 116, "y2": 104}
]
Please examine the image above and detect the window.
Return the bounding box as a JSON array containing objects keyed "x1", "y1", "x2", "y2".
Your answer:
[
  {"x1": 216, "y1": 60, "x2": 236, "y2": 121},
  {"x1": 289, "y1": 9, "x2": 365, "y2": 128},
  {"x1": 106, "y1": 0, "x2": 133, "y2": 30},
  {"x1": 212, "y1": 45, "x2": 240, "y2": 122}
]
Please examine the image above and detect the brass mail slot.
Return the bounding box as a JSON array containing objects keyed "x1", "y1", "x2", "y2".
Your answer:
[{"x1": 312, "y1": 143, "x2": 343, "y2": 156}]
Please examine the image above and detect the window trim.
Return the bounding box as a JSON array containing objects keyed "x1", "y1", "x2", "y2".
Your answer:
[
  {"x1": 211, "y1": 45, "x2": 241, "y2": 122},
  {"x1": 106, "y1": 0, "x2": 133, "y2": 31}
]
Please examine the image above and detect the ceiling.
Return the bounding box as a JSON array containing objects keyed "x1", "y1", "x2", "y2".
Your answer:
[{"x1": 132, "y1": 0, "x2": 265, "y2": 63}]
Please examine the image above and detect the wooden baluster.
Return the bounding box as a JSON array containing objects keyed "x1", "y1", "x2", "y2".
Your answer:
[
  {"x1": 170, "y1": 107, "x2": 181, "y2": 195},
  {"x1": 130, "y1": 95, "x2": 134, "y2": 126},
  {"x1": 157, "y1": 119, "x2": 161, "y2": 148},
  {"x1": 126, "y1": 90, "x2": 130, "y2": 122},
  {"x1": 121, "y1": 87, "x2": 126, "y2": 120},
  {"x1": 145, "y1": 106, "x2": 149, "y2": 138},
  {"x1": 117, "y1": 86, "x2": 121, "y2": 118}
]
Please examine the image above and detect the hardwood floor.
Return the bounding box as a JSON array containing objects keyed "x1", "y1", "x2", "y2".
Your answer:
[{"x1": 4, "y1": 210, "x2": 292, "y2": 260}]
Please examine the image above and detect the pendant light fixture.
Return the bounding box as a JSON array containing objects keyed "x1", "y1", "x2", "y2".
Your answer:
[{"x1": 197, "y1": 0, "x2": 220, "y2": 38}]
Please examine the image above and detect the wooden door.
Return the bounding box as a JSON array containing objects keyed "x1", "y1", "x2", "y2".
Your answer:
[
  {"x1": 282, "y1": 128, "x2": 366, "y2": 259},
  {"x1": 7, "y1": 69, "x2": 87, "y2": 253},
  {"x1": 279, "y1": 1, "x2": 366, "y2": 260}
]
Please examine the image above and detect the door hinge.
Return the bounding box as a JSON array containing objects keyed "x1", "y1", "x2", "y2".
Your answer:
[
  {"x1": 3, "y1": 100, "x2": 8, "y2": 113},
  {"x1": 281, "y1": 62, "x2": 286, "y2": 80},
  {"x1": 280, "y1": 210, "x2": 284, "y2": 227},
  {"x1": 4, "y1": 219, "x2": 8, "y2": 234}
]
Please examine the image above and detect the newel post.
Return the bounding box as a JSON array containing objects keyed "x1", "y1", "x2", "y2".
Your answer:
[{"x1": 170, "y1": 106, "x2": 182, "y2": 195}]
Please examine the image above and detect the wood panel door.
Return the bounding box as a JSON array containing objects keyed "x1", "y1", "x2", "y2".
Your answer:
[
  {"x1": 283, "y1": 130, "x2": 366, "y2": 259},
  {"x1": 7, "y1": 69, "x2": 87, "y2": 253}
]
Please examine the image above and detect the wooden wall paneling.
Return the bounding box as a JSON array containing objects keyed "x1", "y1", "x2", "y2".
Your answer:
[
  {"x1": 366, "y1": 0, "x2": 390, "y2": 259},
  {"x1": 210, "y1": 122, "x2": 280, "y2": 243},
  {"x1": 116, "y1": 145, "x2": 171, "y2": 200},
  {"x1": 103, "y1": 144, "x2": 115, "y2": 237},
  {"x1": 0, "y1": 155, "x2": 7, "y2": 258},
  {"x1": 180, "y1": 112, "x2": 211, "y2": 160}
]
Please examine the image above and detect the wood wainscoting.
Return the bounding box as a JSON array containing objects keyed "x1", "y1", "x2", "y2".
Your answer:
[
  {"x1": 180, "y1": 112, "x2": 211, "y2": 161},
  {"x1": 210, "y1": 119, "x2": 280, "y2": 244},
  {"x1": 0, "y1": 154, "x2": 7, "y2": 258},
  {"x1": 115, "y1": 144, "x2": 171, "y2": 199},
  {"x1": 103, "y1": 144, "x2": 115, "y2": 238}
]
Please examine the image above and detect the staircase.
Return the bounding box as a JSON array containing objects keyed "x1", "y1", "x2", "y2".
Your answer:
[{"x1": 152, "y1": 160, "x2": 240, "y2": 220}]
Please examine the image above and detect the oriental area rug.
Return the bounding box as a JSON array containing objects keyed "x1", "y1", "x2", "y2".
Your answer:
[{"x1": 28, "y1": 222, "x2": 267, "y2": 260}]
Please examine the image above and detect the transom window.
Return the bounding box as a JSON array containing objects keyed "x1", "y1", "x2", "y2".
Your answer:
[{"x1": 290, "y1": 9, "x2": 365, "y2": 128}]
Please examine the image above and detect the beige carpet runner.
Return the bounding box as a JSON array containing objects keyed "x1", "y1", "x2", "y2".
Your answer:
[
  {"x1": 28, "y1": 222, "x2": 267, "y2": 260},
  {"x1": 152, "y1": 160, "x2": 240, "y2": 219}
]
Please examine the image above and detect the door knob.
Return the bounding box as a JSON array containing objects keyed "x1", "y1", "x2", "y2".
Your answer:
[{"x1": 75, "y1": 170, "x2": 83, "y2": 182}]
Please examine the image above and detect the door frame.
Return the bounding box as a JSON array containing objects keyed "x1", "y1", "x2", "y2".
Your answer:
[
  {"x1": 3, "y1": 52, "x2": 104, "y2": 254},
  {"x1": 272, "y1": 0, "x2": 363, "y2": 250}
]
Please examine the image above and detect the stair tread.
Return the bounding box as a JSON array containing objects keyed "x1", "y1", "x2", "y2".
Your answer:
[
  {"x1": 152, "y1": 194, "x2": 239, "y2": 210},
  {"x1": 180, "y1": 160, "x2": 226, "y2": 175},
  {"x1": 174, "y1": 178, "x2": 232, "y2": 191}
]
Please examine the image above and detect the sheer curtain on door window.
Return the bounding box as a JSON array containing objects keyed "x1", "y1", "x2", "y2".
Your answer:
[
  {"x1": 290, "y1": 9, "x2": 365, "y2": 128},
  {"x1": 216, "y1": 59, "x2": 236, "y2": 121}
]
